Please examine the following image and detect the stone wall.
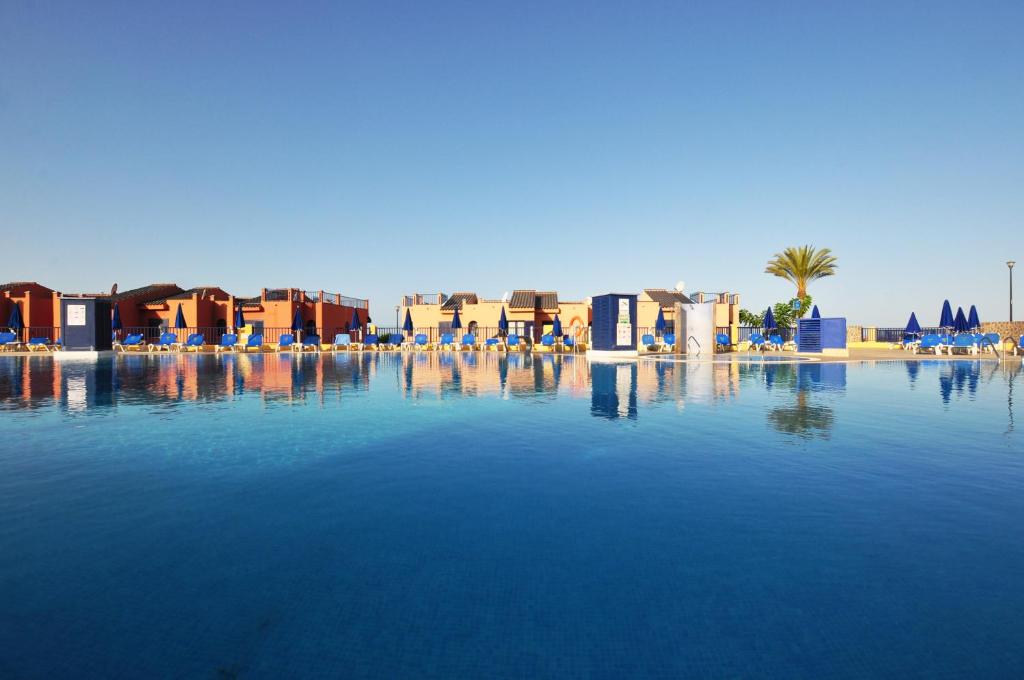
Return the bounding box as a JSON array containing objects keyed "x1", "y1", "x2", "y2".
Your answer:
[
  {"x1": 981, "y1": 321, "x2": 1024, "y2": 340},
  {"x1": 847, "y1": 325, "x2": 862, "y2": 343}
]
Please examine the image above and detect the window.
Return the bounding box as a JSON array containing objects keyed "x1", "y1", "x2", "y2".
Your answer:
[{"x1": 507, "y1": 321, "x2": 525, "y2": 336}]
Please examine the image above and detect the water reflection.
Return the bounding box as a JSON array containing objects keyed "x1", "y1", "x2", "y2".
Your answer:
[
  {"x1": 757, "y1": 363, "x2": 846, "y2": 440},
  {"x1": 1, "y1": 356, "x2": 1019, "y2": 434}
]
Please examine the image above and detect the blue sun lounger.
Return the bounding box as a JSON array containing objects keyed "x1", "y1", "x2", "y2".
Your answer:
[
  {"x1": 182, "y1": 334, "x2": 205, "y2": 351},
  {"x1": 26, "y1": 337, "x2": 52, "y2": 352},
  {"x1": 0, "y1": 331, "x2": 20, "y2": 351},
  {"x1": 950, "y1": 334, "x2": 978, "y2": 356},
  {"x1": 149, "y1": 332, "x2": 178, "y2": 352},
  {"x1": 239, "y1": 334, "x2": 264, "y2": 352},
  {"x1": 916, "y1": 334, "x2": 942, "y2": 354},
  {"x1": 113, "y1": 333, "x2": 145, "y2": 351},
  {"x1": 215, "y1": 334, "x2": 238, "y2": 353}
]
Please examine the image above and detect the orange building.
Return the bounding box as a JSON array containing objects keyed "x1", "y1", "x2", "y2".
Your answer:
[
  {"x1": 637, "y1": 289, "x2": 741, "y2": 339},
  {"x1": 398, "y1": 290, "x2": 592, "y2": 344},
  {"x1": 398, "y1": 286, "x2": 739, "y2": 344},
  {"x1": 232, "y1": 288, "x2": 370, "y2": 343},
  {"x1": 11, "y1": 282, "x2": 370, "y2": 346},
  {"x1": 1, "y1": 281, "x2": 58, "y2": 341}
]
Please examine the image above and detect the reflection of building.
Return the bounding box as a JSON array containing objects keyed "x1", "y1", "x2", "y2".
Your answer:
[
  {"x1": 761, "y1": 363, "x2": 846, "y2": 440},
  {"x1": 395, "y1": 352, "x2": 590, "y2": 400},
  {"x1": 591, "y1": 362, "x2": 637, "y2": 419}
]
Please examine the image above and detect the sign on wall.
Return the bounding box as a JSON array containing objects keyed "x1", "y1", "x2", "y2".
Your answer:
[
  {"x1": 67, "y1": 304, "x2": 86, "y2": 326},
  {"x1": 616, "y1": 298, "x2": 632, "y2": 345}
]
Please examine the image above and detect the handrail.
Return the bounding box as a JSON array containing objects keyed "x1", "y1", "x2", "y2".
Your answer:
[{"x1": 687, "y1": 335, "x2": 702, "y2": 356}]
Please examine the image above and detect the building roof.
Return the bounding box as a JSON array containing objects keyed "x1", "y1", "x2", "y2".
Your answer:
[
  {"x1": 0, "y1": 281, "x2": 52, "y2": 294},
  {"x1": 441, "y1": 292, "x2": 479, "y2": 311},
  {"x1": 644, "y1": 288, "x2": 694, "y2": 308},
  {"x1": 110, "y1": 283, "x2": 183, "y2": 303},
  {"x1": 235, "y1": 296, "x2": 262, "y2": 308},
  {"x1": 146, "y1": 287, "x2": 232, "y2": 305},
  {"x1": 509, "y1": 290, "x2": 559, "y2": 310}
]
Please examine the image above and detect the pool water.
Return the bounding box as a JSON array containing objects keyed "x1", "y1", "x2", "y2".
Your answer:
[{"x1": 1, "y1": 353, "x2": 1022, "y2": 678}]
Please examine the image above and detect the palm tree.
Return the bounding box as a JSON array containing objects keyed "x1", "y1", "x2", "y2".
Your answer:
[{"x1": 765, "y1": 245, "x2": 837, "y2": 298}]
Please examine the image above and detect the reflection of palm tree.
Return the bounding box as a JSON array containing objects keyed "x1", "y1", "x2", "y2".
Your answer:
[{"x1": 767, "y1": 390, "x2": 835, "y2": 439}]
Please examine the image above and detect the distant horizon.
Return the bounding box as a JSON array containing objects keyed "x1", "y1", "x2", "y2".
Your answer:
[{"x1": 2, "y1": 2, "x2": 1021, "y2": 326}]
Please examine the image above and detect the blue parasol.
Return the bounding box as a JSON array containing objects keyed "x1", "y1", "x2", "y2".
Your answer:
[
  {"x1": 905, "y1": 312, "x2": 922, "y2": 335},
  {"x1": 498, "y1": 306, "x2": 508, "y2": 334},
  {"x1": 967, "y1": 305, "x2": 980, "y2": 331},
  {"x1": 174, "y1": 304, "x2": 187, "y2": 329},
  {"x1": 403, "y1": 308, "x2": 414, "y2": 332},
  {"x1": 811, "y1": 305, "x2": 821, "y2": 319},
  {"x1": 552, "y1": 314, "x2": 562, "y2": 336},
  {"x1": 6, "y1": 302, "x2": 23, "y2": 334},
  {"x1": 235, "y1": 306, "x2": 246, "y2": 329},
  {"x1": 111, "y1": 303, "x2": 123, "y2": 331},
  {"x1": 939, "y1": 300, "x2": 954, "y2": 330},
  {"x1": 292, "y1": 308, "x2": 303, "y2": 332},
  {"x1": 655, "y1": 308, "x2": 666, "y2": 333},
  {"x1": 349, "y1": 308, "x2": 361, "y2": 332},
  {"x1": 953, "y1": 307, "x2": 968, "y2": 333},
  {"x1": 451, "y1": 307, "x2": 463, "y2": 330},
  {"x1": 762, "y1": 306, "x2": 776, "y2": 331}
]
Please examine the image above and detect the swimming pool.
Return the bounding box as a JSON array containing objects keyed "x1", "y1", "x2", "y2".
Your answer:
[{"x1": 2, "y1": 353, "x2": 1022, "y2": 678}]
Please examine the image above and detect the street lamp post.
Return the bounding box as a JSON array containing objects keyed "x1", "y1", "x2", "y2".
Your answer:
[{"x1": 1009, "y1": 261, "x2": 1016, "y2": 322}]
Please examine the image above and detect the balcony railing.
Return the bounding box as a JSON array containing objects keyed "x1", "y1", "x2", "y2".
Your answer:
[{"x1": 402, "y1": 293, "x2": 447, "y2": 306}]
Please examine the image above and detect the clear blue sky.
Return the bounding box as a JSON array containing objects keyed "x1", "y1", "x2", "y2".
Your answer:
[{"x1": 2, "y1": 1, "x2": 1022, "y2": 326}]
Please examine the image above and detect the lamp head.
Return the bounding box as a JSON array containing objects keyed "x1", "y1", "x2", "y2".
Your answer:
[{"x1": 1009, "y1": 261, "x2": 1016, "y2": 269}]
